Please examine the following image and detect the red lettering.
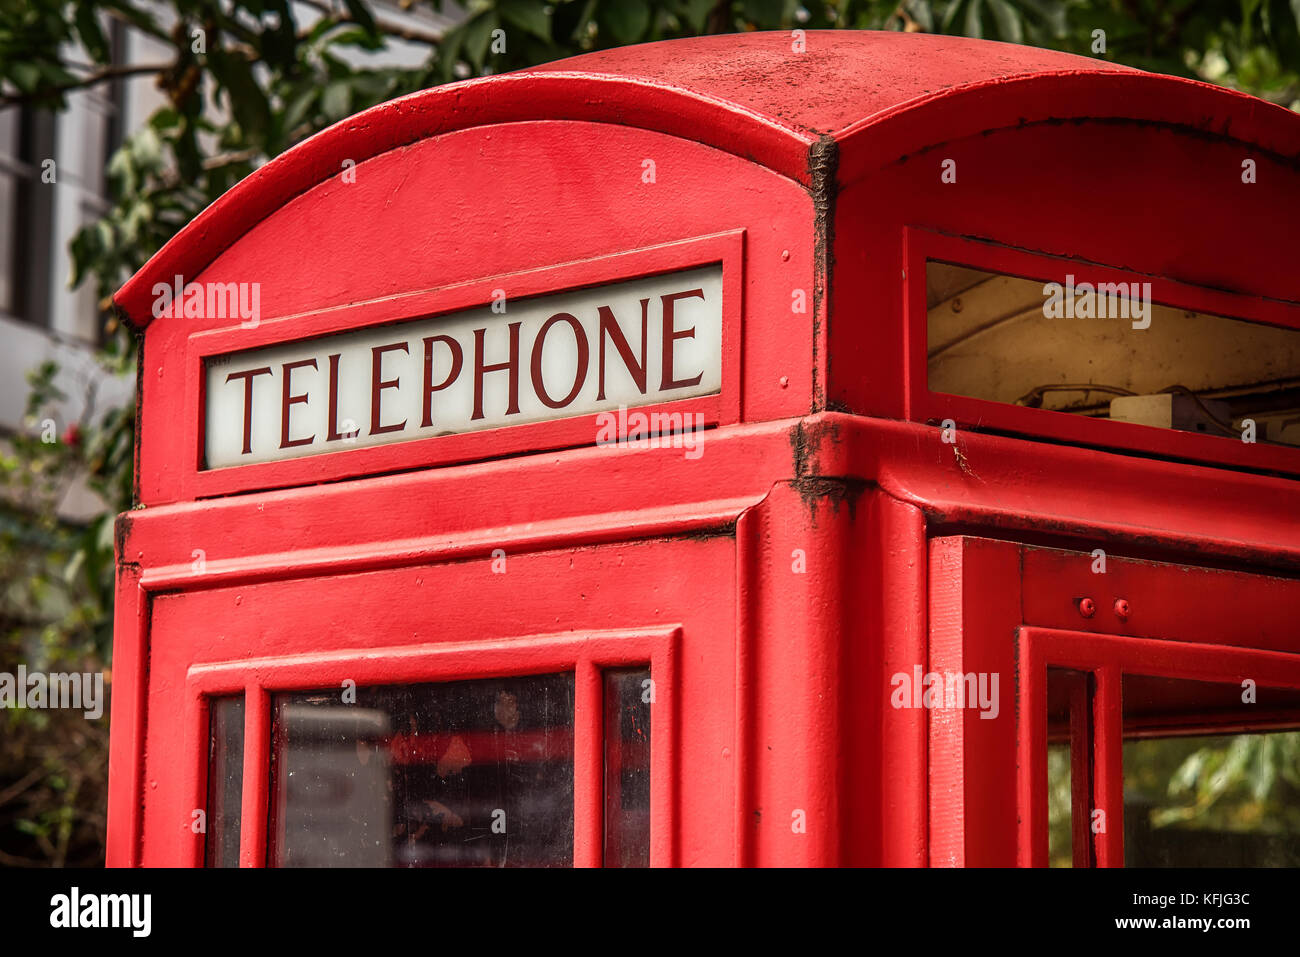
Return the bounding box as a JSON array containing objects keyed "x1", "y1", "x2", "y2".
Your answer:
[
  {"x1": 370, "y1": 342, "x2": 408, "y2": 435},
  {"x1": 326, "y1": 353, "x2": 346, "y2": 441},
  {"x1": 531, "y1": 312, "x2": 589, "y2": 409},
  {"x1": 660, "y1": 289, "x2": 706, "y2": 390},
  {"x1": 472, "y1": 322, "x2": 521, "y2": 421},
  {"x1": 280, "y1": 358, "x2": 317, "y2": 449},
  {"x1": 597, "y1": 300, "x2": 648, "y2": 400},
  {"x1": 225, "y1": 366, "x2": 273, "y2": 455},
  {"x1": 422, "y1": 335, "x2": 463, "y2": 429}
]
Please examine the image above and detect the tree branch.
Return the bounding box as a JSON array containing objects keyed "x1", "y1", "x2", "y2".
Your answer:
[
  {"x1": 1, "y1": 61, "x2": 174, "y2": 108},
  {"x1": 0, "y1": 766, "x2": 48, "y2": 809},
  {"x1": 295, "y1": 0, "x2": 447, "y2": 46}
]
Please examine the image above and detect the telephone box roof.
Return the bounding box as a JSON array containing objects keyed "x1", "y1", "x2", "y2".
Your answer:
[
  {"x1": 115, "y1": 30, "x2": 1300, "y2": 328},
  {"x1": 529, "y1": 29, "x2": 1140, "y2": 135}
]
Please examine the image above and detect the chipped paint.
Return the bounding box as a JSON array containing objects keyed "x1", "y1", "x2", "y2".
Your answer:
[{"x1": 807, "y1": 135, "x2": 837, "y2": 414}]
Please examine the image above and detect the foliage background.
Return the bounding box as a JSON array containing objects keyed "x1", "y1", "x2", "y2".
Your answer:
[{"x1": 1, "y1": 0, "x2": 1298, "y2": 866}]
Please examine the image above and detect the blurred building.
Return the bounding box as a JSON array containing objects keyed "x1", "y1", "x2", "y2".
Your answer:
[{"x1": 0, "y1": 1, "x2": 455, "y2": 519}]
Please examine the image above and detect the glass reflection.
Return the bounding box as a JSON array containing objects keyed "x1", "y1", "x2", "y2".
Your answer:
[
  {"x1": 1123, "y1": 674, "x2": 1300, "y2": 867},
  {"x1": 271, "y1": 673, "x2": 574, "y2": 867},
  {"x1": 205, "y1": 695, "x2": 244, "y2": 868},
  {"x1": 604, "y1": 668, "x2": 651, "y2": 867}
]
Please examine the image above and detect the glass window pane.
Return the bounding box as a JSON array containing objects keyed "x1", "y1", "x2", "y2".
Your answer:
[
  {"x1": 1047, "y1": 743, "x2": 1071, "y2": 867},
  {"x1": 604, "y1": 668, "x2": 651, "y2": 867},
  {"x1": 1123, "y1": 674, "x2": 1300, "y2": 867},
  {"x1": 271, "y1": 673, "x2": 575, "y2": 867},
  {"x1": 205, "y1": 695, "x2": 245, "y2": 868},
  {"x1": 927, "y1": 260, "x2": 1300, "y2": 448}
]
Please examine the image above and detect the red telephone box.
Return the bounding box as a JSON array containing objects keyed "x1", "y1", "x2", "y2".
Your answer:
[{"x1": 109, "y1": 30, "x2": 1300, "y2": 867}]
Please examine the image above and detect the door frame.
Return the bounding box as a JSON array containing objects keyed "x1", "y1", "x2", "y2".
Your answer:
[{"x1": 928, "y1": 534, "x2": 1300, "y2": 867}]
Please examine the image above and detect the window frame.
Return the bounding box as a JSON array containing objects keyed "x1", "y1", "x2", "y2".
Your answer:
[
  {"x1": 0, "y1": 106, "x2": 56, "y2": 327},
  {"x1": 905, "y1": 228, "x2": 1300, "y2": 478},
  {"x1": 180, "y1": 230, "x2": 745, "y2": 500},
  {"x1": 928, "y1": 534, "x2": 1300, "y2": 867},
  {"x1": 1021, "y1": 627, "x2": 1300, "y2": 867},
  {"x1": 185, "y1": 626, "x2": 679, "y2": 868}
]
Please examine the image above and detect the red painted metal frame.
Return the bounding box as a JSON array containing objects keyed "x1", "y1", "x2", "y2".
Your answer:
[
  {"x1": 830, "y1": 58, "x2": 1300, "y2": 430},
  {"x1": 1038, "y1": 668, "x2": 1094, "y2": 864},
  {"x1": 110, "y1": 414, "x2": 879, "y2": 867},
  {"x1": 111, "y1": 409, "x2": 1300, "y2": 867},
  {"x1": 1021, "y1": 627, "x2": 1300, "y2": 867},
  {"x1": 129, "y1": 117, "x2": 815, "y2": 507},
  {"x1": 1063, "y1": 671, "x2": 1094, "y2": 868},
  {"x1": 117, "y1": 523, "x2": 739, "y2": 867},
  {"x1": 111, "y1": 31, "x2": 1300, "y2": 869},
  {"x1": 927, "y1": 535, "x2": 1020, "y2": 867},
  {"x1": 183, "y1": 231, "x2": 744, "y2": 499},
  {"x1": 111, "y1": 415, "x2": 799, "y2": 867},
  {"x1": 810, "y1": 418, "x2": 1300, "y2": 569},
  {"x1": 928, "y1": 532, "x2": 1300, "y2": 868},
  {"x1": 905, "y1": 228, "x2": 1300, "y2": 477},
  {"x1": 184, "y1": 627, "x2": 678, "y2": 868}
]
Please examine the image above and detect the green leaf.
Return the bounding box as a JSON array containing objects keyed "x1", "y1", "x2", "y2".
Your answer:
[
  {"x1": 74, "y1": 3, "x2": 110, "y2": 62},
  {"x1": 1168, "y1": 749, "x2": 1206, "y2": 796},
  {"x1": 282, "y1": 86, "x2": 318, "y2": 133},
  {"x1": 132, "y1": 126, "x2": 164, "y2": 169},
  {"x1": 62, "y1": 547, "x2": 85, "y2": 586},
  {"x1": 742, "y1": 0, "x2": 786, "y2": 27},
  {"x1": 261, "y1": 0, "x2": 301, "y2": 65},
  {"x1": 941, "y1": 0, "x2": 966, "y2": 32},
  {"x1": 437, "y1": 24, "x2": 466, "y2": 81},
  {"x1": 342, "y1": 0, "x2": 379, "y2": 37},
  {"x1": 321, "y1": 79, "x2": 352, "y2": 122},
  {"x1": 986, "y1": 0, "x2": 1024, "y2": 44},
  {"x1": 10, "y1": 61, "x2": 42, "y2": 93},
  {"x1": 1250, "y1": 736, "x2": 1276, "y2": 800},
  {"x1": 599, "y1": 0, "x2": 652, "y2": 44},
  {"x1": 148, "y1": 108, "x2": 182, "y2": 132},
  {"x1": 499, "y1": 0, "x2": 553, "y2": 42},
  {"x1": 566, "y1": 0, "x2": 600, "y2": 42},
  {"x1": 681, "y1": 0, "x2": 715, "y2": 32},
  {"x1": 964, "y1": 0, "x2": 985, "y2": 40},
  {"x1": 325, "y1": 25, "x2": 385, "y2": 50},
  {"x1": 463, "y1": 10, "x2": 501, "y2": 68},
  {"x1": 37, "y1": 59, "x2": 79, "y2": 88},
  {"x1": 208, "y1": 50, "x2": 271, "y2": 141},
  {"x1": 1023, "y1": 0, "x2": 1067, "y2": 39}
]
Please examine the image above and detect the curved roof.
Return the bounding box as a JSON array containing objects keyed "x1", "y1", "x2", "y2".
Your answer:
[
  {"x1": 115, "y1": 30, "x2": 1300, "y2": 328},
  {"x1": 529, "y1": 30, "x2": 1140, "y2": 135}
]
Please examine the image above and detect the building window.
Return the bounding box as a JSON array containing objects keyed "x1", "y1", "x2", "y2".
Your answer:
[{"x1": 0, "y1": 105, "x2": 56, "y2": 326}]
